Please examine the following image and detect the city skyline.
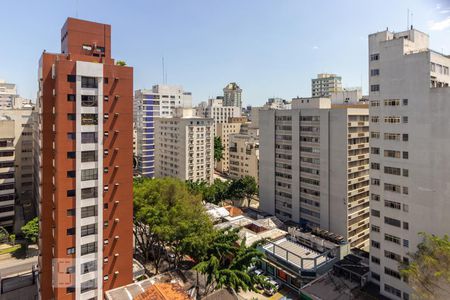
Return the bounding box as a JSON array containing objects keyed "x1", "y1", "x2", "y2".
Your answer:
[{"x1": 0, "y1": 0, "x2": 449, "y2": 106}]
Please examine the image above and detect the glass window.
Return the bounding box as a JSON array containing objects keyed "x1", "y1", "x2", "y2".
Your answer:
[
  {"x1": 81, "y1": 187, "x2": 97, "y2": 200},
  {"x1": 81, "y1": 169, "x2": 98, "y2": 181},
  {"x1": 81, "y1": 76, "x2": 98, "y2": 88},
  {"x1": 81, "y1": 95, "x2": 98, "y2": 107},
  {"x1": 81, "y1": 114, "x2": 98, "y2": 125},
  {"x1": 81, "y1": 132, "x2": 98, "y2": 143},
  {"x1": 81, "y1": 151, "x2": 97, "y2": 162}
]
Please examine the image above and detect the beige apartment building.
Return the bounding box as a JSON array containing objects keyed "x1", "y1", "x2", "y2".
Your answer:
[
  {"x1": 368, "y1": 28, "x2": 450, "y2": 300},
  {"x1": 0, "y1": 118, "x2": 15, "y2": 229},
  {"x1": 155, "y1": 108, "x2": 214, "y2": 183},
  {"x1": 228, "y1": 132, "x2": 259, "y2": 182},
  {"x1": 215, "y1": 121, "x2": 243, "y2": 173},
  {"x1": 259, "y1": 98, "x2": 370, "y2": 250},
  {"x1": 196, "y1": 98, "x2": 241, "y2": 135},
  {"x1": 311, "y1": 73, "x2": 343, "y2": 97}
]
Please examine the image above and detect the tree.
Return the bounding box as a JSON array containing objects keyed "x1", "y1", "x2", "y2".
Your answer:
[
  {"x1": 21, "y1": 217, "x2": 39, "y2": 244},
  {"x1": 193, "y1": 228, "x2": 267, "y2": 296},
  {"x1": 241, "y1": 176, "x2": 258, "y2": 207},
  {"x1": 134, "y1": 177, "x2": 213, "y2": 274},
  {"x1": 400, "y1": 233, "x2": 450, "y2": 299},
  {"x1": 214, "y1": 136, "x2": 225, "y2": 162},
  {"x1": 116, "y1": 60, "x2": 127, "y2": 66}
]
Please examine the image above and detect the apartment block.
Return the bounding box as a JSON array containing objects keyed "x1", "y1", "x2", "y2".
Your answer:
[
  {"x1": 134, "y1": 85, "x2": 192, "y2": 178},
  {"x1": 228, "y1": 132, "x2": 259, "y2": 182},
  {"x1": 259, "y1": 98, "x2": 370, "y2": 250},
  {"x1": 196, "y1": 97, "x2": 241, "y2": 134},
  {"x1": 37, "y1": 18, "x2": 133, "y2": 299},
  {"x1": 311, "y1": 73, "x2": 343, "y2": 97},
  {"x1": 215, "y1": 121, "x2": 244, "y2": 173},
  {"x1": 154, "y1": 108, "x2": 214, "y2": 183},
  {"x1": 223, "y1": 82, "x2": 242, "y2": 107},
  {"x1": 0, "y1": 80, "x2": 32, "y2": 109},
  {"x1": 368, "y1": 28, "x2": 450, "y2": 300},
  {"x1": 264, "y1": 97, "x2": 291, "y2": 110},
  {"x1": 0, "y1": 106, "x2": 36, "y2": 229},
  {"x1": 0, "y1": 118, "x2": 15, "y2": 229},
  {"x1": 330, "y1": 88, "x2": 363, "y2": 105}
]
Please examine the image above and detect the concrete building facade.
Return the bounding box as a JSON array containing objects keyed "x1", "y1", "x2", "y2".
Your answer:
[
  {"x1": 223, "y1": 82, "x2": 242, "y2": 107},
  {"x1": 330, "y1": 88, "x2": 363, "y2": 105},
  {"x1": 195, "y1": 98, "x2": 241, "y2": 135},
  {"x1": 259, "y1": 98, "x2": 370, "y2": 250},
  {"x1": 311, "y1": 74, "x2": 343, "y2": 97},
  {"x1": 0, "y1": 80, "x2": 33, "y2": 109},
  {"x1": 368, "y1": 28, "x2": 450, "y2": 300},
  {"x1": 134, "y1": 85, "x2": 192, "y2": 178},
  {"x1": 228, "y1": 132, "x2": 259, "y2": 182},
  {"x1": 154, "y1": 109, "x2": 214, "y2": 183},
  {"x1": 215, "y1": 121, "x2": 244, "y2": 173},
  {"x1": 37, "y1": 18, "x2": 133, "y2": 299},
  {"x1": 0, "y1": 119, "x2": 15, "y2": 229}
]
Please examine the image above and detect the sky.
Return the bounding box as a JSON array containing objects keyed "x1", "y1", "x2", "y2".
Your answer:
[{"x1": 0, "y1": 0, "x2": 449, "y2": 106}]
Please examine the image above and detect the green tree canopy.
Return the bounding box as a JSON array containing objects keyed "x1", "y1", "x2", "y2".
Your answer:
[
  {"x1": 214, "y1": 136, "x2": 225, "y2": 162},
  {"x1": 133, "y1": 177, "x2": 213, "y2": 273},
  {"x1": 21, "y1": 217, "x2": 39, "y2": 244},
  {"x1": 400, "y1": 232, "x2": 450, "y2": 299}
]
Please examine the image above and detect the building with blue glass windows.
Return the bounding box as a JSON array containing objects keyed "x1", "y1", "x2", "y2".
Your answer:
[{"x1": 134, "y1": 85, "x2": 192, "y2": 177}]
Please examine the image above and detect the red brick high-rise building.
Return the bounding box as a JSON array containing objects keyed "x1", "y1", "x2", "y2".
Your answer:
[{"x1": 37, "y1": 18, "x2": 133, "y2": 299}]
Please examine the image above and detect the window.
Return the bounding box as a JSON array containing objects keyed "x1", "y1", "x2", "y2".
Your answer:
[
  {"x1": 67, "y1": 94, "x2": 76, "y2": 101},
  {"x1": 67, "y1": 227, "x2": 75, "y2": 235},
  {"x1": 67, "y1": 132, "x2": 76, "y2": 140},
  {"x1": 403, "y1": 169, "x2": 409, "y2": 177},
  {"x1": 384, "y1": 166, "x2": 401, "y2": 176},
  {"x1": 384, "y1": 133, "x2": 400, "y2": 141},
  {"x1": 371, "y1": 256, "x2": 380, "y2": 264},
  {"x1": 402, "y1": 134, "x2": 409, "y2": 141},
  {"x1": 371, "y1": 147, "x2": 380, "y2": 155},
  {"x1": 67, "y1": 190, "x2": 76, "y2": 197},
  {"x1": 67, "y1": 209, "x2": 75, "y2": 216},
  {"x1": 371, "y1": 209, "x2": 380, "y2": 217},
  {"x1": 81, "y1": 132, "x2": 98, "y2": 143},
  {"x1": 385, "y1": 250, "x2": 401, "y2": 262},
  {"x1": 385, "y1": 200, "x2": 401, "y2": 210},
  {"x1": 385, "y1": 267, "x2": 401, "y2": 279},
  {"x1": 385, "y1": 284, "x2": 401, "y2": 297},
  {"x1": 371, "y1": 240, "x2": 380, "y2": 249},
  {"x1": 80, "y1": 279, "x2": 97, "y2": 293},
  {"x1": 81, "y1": 169, "x2": 98, "y2": 181},
  {"x1": 402, "y1": 116, "x2": 408, "y2": 123},
  {"x1": 67, "y1": 75, "x2": 76, "y2": 82},
  {"x1": 371, "y1": 116, "x2": 379, "y2": 123},
  {"x1": 81, "y1": 95, "x2": 98, "y2": 107},
  {"x1": 384, "y1": 116, "x2": 401, "y2": 123},
  {"x1": 81, "y1": 242, "x2": 97, "y2": 255},
  {"x1": 81, "y1": 224, "x2": 97, "y2": 237},
  {"x1": 371, "y1": 272, "x2": 380, "y2": 281},
  {"x1": 67, "y1": 170, "x2": 76, "y2": 178},
  {"x1": 371, "y1": 194, "x2": 380, "y2": 201},
  {"x1": 371, "y1": 225, "x2": 380, "y2": 232},
  {"x1": 384, "y1": 150, "x2": 401, "y2": 158},
  {"x1": 370, "y1": 100, "x2": 380, "y2": 107},
  {"x1": 371, "y1": 178, "x2": 380, "y2": 186},
  {"x1": 67, "y1": 114, "x2": 76, "y2": 121},
  {"x1": 370, "y1": 53, "x2": 380, "y2": 61},
  {"x1": 81, "y1": 151, "x2": 97, "y2": 163},
  {"x1": 371, "y1": 163, "x2": 380, "y2": 170},
  {"x1": 403, "y1": 204, "x2": 409, "y2": 212},
  {"x1": 370, "y1": 85, "x2": 380, "y2": 92},
  {"x1": 81, "y1": 114, "x2": 98, "y2": 125},
  {"x1": 403, "y1": 186, "x2": 409, "y2": 195},
  {"x1": 402, "y1": 99, "x2": 408, "y2": 106},
  {"x1": 385, "y1": 217, "x2": 401, "y2": 227},
  {"x1": 384, "y1": 99, "x2": 400, "y2": 106},
  {"x1": 81, "y1": 261, "x2": 97, "y2": 274},
  {"x1": 385, "y1": 233, "x2": 401, "y2": 245},
  {"x1": 403, "y1": 151, "x2": 409, "y2": 159},
  {"x1": 404, "y1": 239, "x2": 409, "y2": 248},
  {"x1": 370, "y1": 69, "x2": 380, "y2": 76},
  {"x1": 81, "y1": 206, "x2": 97, "y2": 218},
  {"x1": 81, "y1": 187, "x2": 97, "y2": 199},
  {"x1": 67, "y1": 247, "x2": 75, "y2": 254},
  {"x1": 81, "y1": 76, "x2": 98, "y2": 88},
  {"x1": 385, "y1": 183, "x2": 401, "y2": 193},
  {"x1": 403, "y1": 222, "x2": 409, "y2": 230},
  {"x1": 67, "y1": 152, "x2": 76, "y2": 159},
  {"x1": 370, "y1": 132, "x2": 380, "y2": 139}
]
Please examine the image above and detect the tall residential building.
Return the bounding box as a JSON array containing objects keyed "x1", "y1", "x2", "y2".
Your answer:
[
  {"x1": 311, "y1": 73, "x2": 342, "y2": 97},
  {"x1": 215, "y1": 120, "x2": 245, "y2": 173},
  {"x1": 0, "y1": 118, "x2": 15, "y2": 229},
  {"x1": 223, "y1": 82, "x2": 242, "y2": 107},
  {"x1": 330, "y1": 87, "x2": 363, "y2": 105},
  {"x1": 154, "y1": 108, "x2": 214, "y2": 183},
  {"x1": 228, "y1": 131, "x2": 259, "y2": 182},
  {"x1": 0, "y1": 80, "x2": 33, "y2": 109},
  {"x1": 0, "y1": 106, "x2": 36, "y2": 230},
  {"x1": 37, "y1": 18, "x2": 133, "y2": 299},
  {"x1": 195, "y1": 98, "x2": 241, "y2": 136},
  {"x1": 259, "y1": 98, "x2": 370, "y2": 250},
  {"x1": 134, "y1": 85, "x2": 192, "y2": 177},
  {"x1": 368, "y1": 28, "x2": 450, "y2": 300}
]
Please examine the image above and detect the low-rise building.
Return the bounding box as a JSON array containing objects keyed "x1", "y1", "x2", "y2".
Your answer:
[{"x1": 155, "y1": 108, "x2": 214, "y2": 183}]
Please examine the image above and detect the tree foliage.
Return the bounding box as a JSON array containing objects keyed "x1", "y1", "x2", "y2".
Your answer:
[
  {"x1": 21, "y1": 217, "x2": 39, "y2": 244},
  {"x1": 133, "y1": 177, "x2": 213, "y2": 273},
  {"x1": 214, "y1": 136, "x2": 225, "y2": 162},
  {"x1": 116, "y1": 60, "x2": 127, "y2": 66},
  {"x1": 193, "y1": 228, "x2": 267, "y2": 295},
  {"x1": 400, "y1": 232, "x2": 450, "y2": 299}
]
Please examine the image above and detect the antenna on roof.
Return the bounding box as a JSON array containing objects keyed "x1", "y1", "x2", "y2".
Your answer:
[
  {"x1": 407, "y1": 8, "x2": 410, "y2": 30},
  {"x1": 162, "y1": 56, "x2": 165, "y2": 84}
]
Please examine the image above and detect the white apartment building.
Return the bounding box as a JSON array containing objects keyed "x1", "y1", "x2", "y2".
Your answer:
[
  {"x1": 196, "y1": 98, "x2": 241, "y2": 134},
  {"x1": 0, "y1": 106, "x2": 35, "y2": 230},
  {"x1": 311, "y1": 73, "x2": 343, "y2": 97},
  {"x1": 264, "y1": 98, "x2": 291, "y2": 110},
  {"x1": 154, "y1": 108, "x2": 214, "y2": 183},
  {"x1": 0, "y1": 80, "x2": 33, "y2": 109},
  {"x1": 330, "y1": 88, "x2": 363, "y2": 105},
  {"x1": 259, "y1": 98, "x2": 370, "y2": 250},
  {"x1": 228, "y1": 132, "x2": 259, "y2": 182},
  {"x1": 0, "y1": 118, "x2": 15, "y2": 229},
  {"x1": 216, "y1": 121, "x2": 243, "y2": 173},
  {"x1": 134, "y1": 85, "x2": 192, "y2": 178},
  {"x1": 368, "y1": 28, "x2": 450, "y2": 300}
]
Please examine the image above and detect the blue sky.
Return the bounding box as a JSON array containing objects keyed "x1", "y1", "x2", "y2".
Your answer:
[{"x1": 0, "y1": 0, "x2": 449, "y2": 106}]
